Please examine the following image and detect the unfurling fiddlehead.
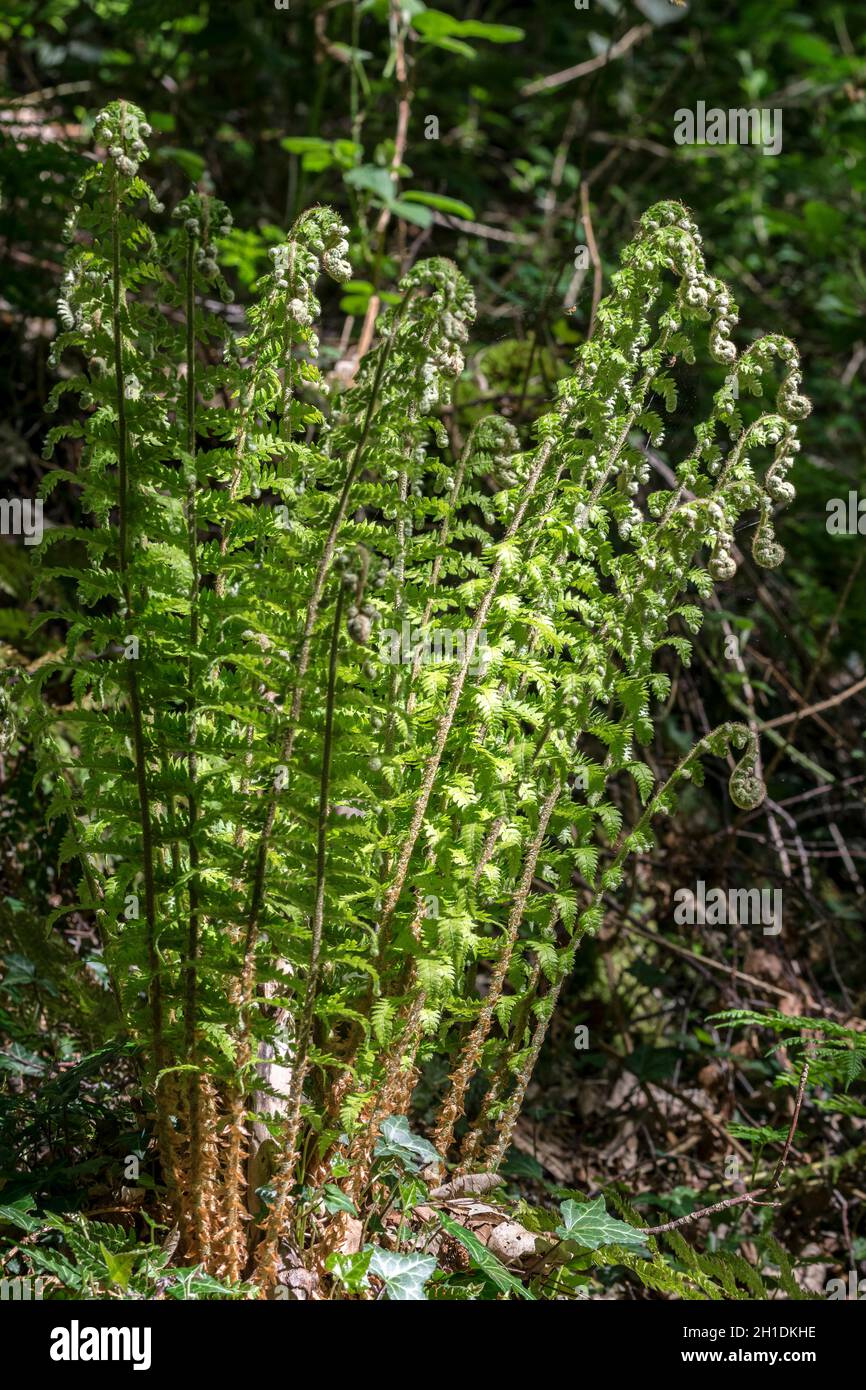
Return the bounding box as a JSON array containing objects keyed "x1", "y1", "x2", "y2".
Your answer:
[{"x1": 35, "y1": 110, "x2": 809, "y2": 1287}]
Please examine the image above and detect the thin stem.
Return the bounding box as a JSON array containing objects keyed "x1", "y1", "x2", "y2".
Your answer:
[
  {"x1": 183, "y1": 228, "x2": 206, "y2": 1262},
  {"x1": 111, "y1": 159, "x2": 164, "y2": 1079},
  {"x1": 433, "y1": 780, "x2": 561, "y2": 1157},
  {"x1": 183, "y1": 231, "x2": 201, "y2": 1062},
  {"x1": 110, "y1": 145, "x2": 173, "y2": 1200},
  {"x1": 257, "y1": 583, "x2": 346, "y2": 1271}
]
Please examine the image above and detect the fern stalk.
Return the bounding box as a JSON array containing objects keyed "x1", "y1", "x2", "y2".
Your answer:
[
  {"x1": 109, "y1": 150, "x2": 171, "y2": 1185},
  {"x1": 378, "y1": 436, "x2": 556, "y2": 945},
  {"x1": 433, "y1": 780, "x2": 561, "y2": 1157},
  {"x1": 182, "y1": 225, "x2": 207, "y2": 1262},
  {"x1": 257, "y1": 583, "x2": 346, "y2": 1281}
]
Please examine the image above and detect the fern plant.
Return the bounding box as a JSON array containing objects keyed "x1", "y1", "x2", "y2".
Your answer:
[
  {"x1": 711, "y1": 1009, "x2": 866, "y2": 1122},
  {"x1": 26, "y1": 101, "x2": 810, "y2": 1294}
]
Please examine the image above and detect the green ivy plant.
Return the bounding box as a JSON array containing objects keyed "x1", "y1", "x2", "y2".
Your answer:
[{"x1": 25, "y1": 101, "x2": 810, "y2": 1293}]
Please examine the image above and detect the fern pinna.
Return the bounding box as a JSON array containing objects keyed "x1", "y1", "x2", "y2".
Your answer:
[{"x1": 29, "y1": 102, "x2": 810, "y2": 1288}]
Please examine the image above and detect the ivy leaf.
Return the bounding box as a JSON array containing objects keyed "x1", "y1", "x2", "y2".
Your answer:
[
  {"x1": 374, "y1": 1115, "x2": 441, "y2": 1172},
  {"x1": 437, "y1": 1211, "x2": 534, "y2": 1299},
  {"x1": 367, "y1": 1247, "x2": 438, "y2": 1301},
  {"x1": 164, "y1": 1269, "x2": 253, "y2": 1300},
  {"x1": 322, "y1": 1183, "x2": 358, "y2": 1216},
  {"x1": 0, "y1": 1199, "x2": 42, "y2": 1234},
  {"x1": 325, "y1": 1248, "x2": 373, "y2": 1295},
  {"x1": 556, "y1": 1196, "x2": 647, "y2": 1252}
]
